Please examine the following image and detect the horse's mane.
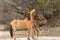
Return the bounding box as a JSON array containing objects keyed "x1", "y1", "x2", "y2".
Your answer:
[{"x1": 27, "y1": 13, "x2": 30, "y2": 20}]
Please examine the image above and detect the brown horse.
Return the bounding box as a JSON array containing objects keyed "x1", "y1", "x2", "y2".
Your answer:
[
  {"x1": 29, "y1": 9, "x2": 48, "y2": 40},
  {"x1": 26, "y1": 9, "x2": 40, "y2": 40},
  {"x1": 10, "y1": 9, "x2": 40, "y2": 40},
  {"x1": 10, "y1": 9, "x2": 48, "y2": 40}
]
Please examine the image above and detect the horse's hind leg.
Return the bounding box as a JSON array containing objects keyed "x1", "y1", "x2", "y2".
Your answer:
[
  {"x1": 27, "y1": 29, "x2": 30, "y2": 40},
  {"x1": 13, "y1": 27, "x2": 16, "y2": 40},
  {"x1": 31, "y1": 27, "x2": 35, "y2": 40}
]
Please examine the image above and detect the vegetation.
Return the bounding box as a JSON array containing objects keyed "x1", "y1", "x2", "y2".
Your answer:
[{"x1": 0, "y1": 0, "x2": 60, "y2": 30}]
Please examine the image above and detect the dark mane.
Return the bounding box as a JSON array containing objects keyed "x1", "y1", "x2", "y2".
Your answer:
[
  {"x1": 27, "y1": 13, "x2": 30, "y2": 20},
  {"x1": 34, "y1": 14, "x2": 39, "y2": 20}
]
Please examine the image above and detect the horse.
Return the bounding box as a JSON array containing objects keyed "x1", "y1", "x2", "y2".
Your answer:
[
  {"x1": 27, "y1": 9, "x2": 48, "y2": 40},
  {"x1": 29, "y1": 9, "x2": 48, "y2": 40},
  {"x1": 10, "y1": 9, "x2": 48, "y2": 40},
  {"x1": 10, "y1": 9, "x2": 40, "y2": 40}
]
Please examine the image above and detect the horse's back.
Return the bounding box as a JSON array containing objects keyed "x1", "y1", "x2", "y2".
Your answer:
[{"x1": 10, "y1": 19, "x2": 28, "y2": 29}]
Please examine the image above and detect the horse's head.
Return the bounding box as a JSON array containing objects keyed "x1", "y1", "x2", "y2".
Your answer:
[
  {"x1": 34, "y1": 13, "x2": 48, "y2": 25},
  {"x1": 37, "y1": 14, "x2": 48, "y2": 25}
]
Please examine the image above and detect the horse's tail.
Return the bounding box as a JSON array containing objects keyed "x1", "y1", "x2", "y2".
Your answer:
[{"x1": 10, "y1": 25, "x2": 13, "y2": 38}]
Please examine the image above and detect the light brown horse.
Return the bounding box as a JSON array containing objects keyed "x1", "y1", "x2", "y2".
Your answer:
[
  {"x1": 29, "y1": 9, "x2": 48, "y2": 40},
  {"x1": 29, "y1": 9, "x2": 39, "y2": 39},
  {"x1": 10, "y1": 9, "x2": 40, "y2": 40},
  {"x1": 26, "y1": 9, "x2": 40, "y2": 40},
  {"x1": 10, "y1": 9, "x2": 48, "y2": 40}
]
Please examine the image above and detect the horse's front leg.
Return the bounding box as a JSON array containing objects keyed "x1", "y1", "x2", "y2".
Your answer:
[
  {"x1": 34, "y1": 27, "x2": 39, "y2": 40},
  {"x1": 35, "y1": 30, "x2": 38, "y2": 40},
  {"x1": 33, "y1": 25, "x2": 39, "y2": 40},
  {"x1": 31, "y1": 27, "x2": 34, "y2": 40}
]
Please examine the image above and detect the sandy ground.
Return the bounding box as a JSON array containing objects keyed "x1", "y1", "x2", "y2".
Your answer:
[
  {"x1": 0, "y1": 37, "x2": 60, "y2": 40},
  {"x1": 0, "y1": 27, "x2": 60, "y2": 40}
]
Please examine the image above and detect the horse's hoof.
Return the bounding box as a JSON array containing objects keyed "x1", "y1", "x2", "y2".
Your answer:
[{"x1": 27, "y1": 38, "x2": 30, "y2": 40}]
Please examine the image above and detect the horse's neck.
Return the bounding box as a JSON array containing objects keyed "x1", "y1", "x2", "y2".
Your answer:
[{"x1": 30, "y1": 17, "x2": 35, "y2": 21}]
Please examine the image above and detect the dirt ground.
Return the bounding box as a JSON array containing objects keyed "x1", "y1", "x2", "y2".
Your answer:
[{"x1": 0, "y1": 27, "x2": 60, "y2": 40}]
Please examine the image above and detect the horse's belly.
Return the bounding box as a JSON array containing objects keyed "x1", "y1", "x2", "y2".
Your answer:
[
  {"x1": 17, "y1": 26, "x2": 27, "y2": 29},
  {"x1": 17, "y1": 24, "x2": 28, "y2": 30}
]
